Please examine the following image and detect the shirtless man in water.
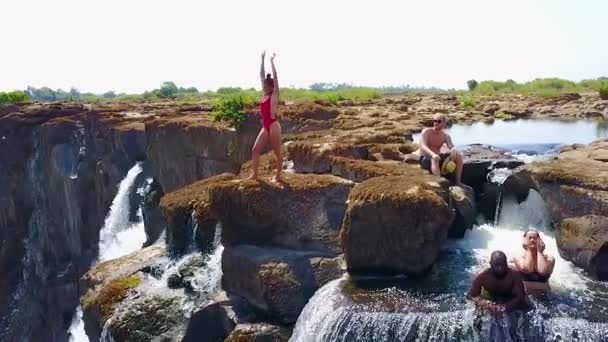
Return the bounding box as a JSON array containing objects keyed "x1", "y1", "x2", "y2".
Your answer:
[
  {"x1": 417, "y1": 113, "x2": 471, "y2": 191},
  {"x1": 468, "y1": 251, "x2": 527, "y2": 315}
]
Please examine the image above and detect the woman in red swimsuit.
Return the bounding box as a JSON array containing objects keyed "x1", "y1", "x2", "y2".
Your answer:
[{"x1": 249, "y1": 51, "x2": 282, "y2": 181}]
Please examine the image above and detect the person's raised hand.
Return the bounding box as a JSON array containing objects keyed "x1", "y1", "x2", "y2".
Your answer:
[
  {"x1": 538, "y1": 236, "x2": 546, "y2": 253},
  {"x1": 262, "y1": 51, "x2": 266, "y2": 59},
  {"x1": 271, "y1": 53, "x2": 276, "y2": 62}
]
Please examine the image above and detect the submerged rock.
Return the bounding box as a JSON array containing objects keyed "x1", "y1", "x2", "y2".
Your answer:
[
  {"x1": 222, "y1": 245, "x2": 344, "y2": 324},
  {"x1": 182, "y1": 292, "x2": 239, "y2": 342},
  {"x1": 80, "y1": 244, "x2": 167, "y2": 340},
  {"x1": 460, "y1": 144, "x2": 524, "y2": 190},
  {"x1": 104, "y1": 294, "x2": 185, "y2": 341},
  {"x1": 557, "y1": 215, "x2": 608, "y2": 280},
  {"x1": 340, "y1": 175, "x2": 454, "y2": 275},
  {"x1": 225, "y1": 323, "x2": 292, "y2": 342},
  {"x1": 222, "y1": 245, "x2": 343, "y2": 323}
]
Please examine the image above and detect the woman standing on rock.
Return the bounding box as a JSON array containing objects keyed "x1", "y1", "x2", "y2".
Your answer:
[{"x1": 248, "y1": 51, "x2": 282, "y2": 182}]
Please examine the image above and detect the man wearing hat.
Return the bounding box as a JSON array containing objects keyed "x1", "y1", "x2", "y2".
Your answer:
[{"x1": 417, "y1": 113, "x2": 472, "y2": 191}]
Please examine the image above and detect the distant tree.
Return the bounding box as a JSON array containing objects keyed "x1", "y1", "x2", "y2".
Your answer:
[
  {"x1": 159, "y1": 81, "x2": 178, "y2": 98},
  {"x1": 69, "y1": 88, "x2": 81, "y2": 101},
  {"x1": 103, "y1": 91, "x2": 117, "y2": 98},
  {"x1": 217, "y1": 87, "x2": 242, "y2": 94},
  {"x1": 184, "y1": 87, "x2": 199, "y2": 93},
  {"x1": 467, "y1": 79, "x2": 479, "y2": 91}
]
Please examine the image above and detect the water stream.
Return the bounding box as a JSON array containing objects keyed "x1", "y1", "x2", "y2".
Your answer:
[
  {"x1": 413, "y1": 119, "x2": 608, "y2": 162},
  {"x1": 291, "y1": 168, "x2": 608, "y2": 342},
  {"x1": 68, "y1": 163, "x2": 146, "y2": 342}
]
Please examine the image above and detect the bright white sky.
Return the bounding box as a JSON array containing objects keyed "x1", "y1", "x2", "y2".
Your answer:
[{"x1": 1, "y1": 0, "x2": 606, "y2": 93}]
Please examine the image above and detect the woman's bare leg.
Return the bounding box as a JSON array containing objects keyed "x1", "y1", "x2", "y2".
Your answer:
[
  {"x1": 268, "y1": 121, "x2": 283, "y2": 181},
  {"x1": 248, "y1": 128, "x2": 268, "y2": 180}
]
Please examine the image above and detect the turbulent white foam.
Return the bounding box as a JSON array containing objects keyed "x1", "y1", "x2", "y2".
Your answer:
[
  {"x1": 99, "y1": 209, "x2": 147, "y2": 262},
  {"x1": 69, "y1": 163, "x2": 146, "y2": 341},
  {"x1": 450, "y1": 189, "x2": 589, "y2": 291},
  {"x1": 68, "y1": 307, "x2": 87, "y2": 342},
  {"x1": 487, "y1": 167, "x2": 513, "y2": 184},
  {"x1": 98, "y1": 163, "x2": 144, "y2": 260}
]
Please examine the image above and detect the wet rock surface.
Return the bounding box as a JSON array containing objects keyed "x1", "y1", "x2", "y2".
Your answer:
[
  {"x1": 222, "y1": 245, "x2": 344, "y2": 323},
  {"x1": 557, "y1": 215, "x2": 608, "y2": 280},
  {"x1": 505, "y1": 139, "x2": 608, "y2": 279}
]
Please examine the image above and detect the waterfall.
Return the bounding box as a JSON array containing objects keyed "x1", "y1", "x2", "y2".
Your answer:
[
  {"x1": 68, "y1": 163, "x2": 147, "y2": 342},
  {"x1": 291, "y1": 184, "x2": 608, "y2": 341},
  {"x1": 98, "y1": 163, "x2": 145, "y2": 262}
]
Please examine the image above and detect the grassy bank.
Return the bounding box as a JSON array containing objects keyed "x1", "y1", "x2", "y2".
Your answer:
[{"x1": 467, "y1": 78, "x2": 608, "y2": 97}]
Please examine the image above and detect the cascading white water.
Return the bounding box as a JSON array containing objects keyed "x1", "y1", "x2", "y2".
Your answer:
[
  {"x1": 291, "y1": 179, "x2": 608, "y2": 341},
  {"x1": 68, "y1": 163, "x2": 147, "y2": 342},
  {"x1": 98, "y1": 164, "x2": 146, "y2": 262},
  {"x1": 98, "y1": 224, "x2": 225, "y2": 341}
]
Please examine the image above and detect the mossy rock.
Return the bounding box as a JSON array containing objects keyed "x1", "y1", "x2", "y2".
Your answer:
[{"x1": 82, "y1": 275, "x2": 141, "y2": 320}]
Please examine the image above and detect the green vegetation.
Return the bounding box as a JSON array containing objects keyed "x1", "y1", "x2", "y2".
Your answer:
[
  {"x1": 469, "y1": 77, "x2": 608, "y2": 97},
  {"x1": 494, "y1": 112, "x2": 514, "y2": 120},
  {"x1": 0, "y1": 91, "x2": 30, "y2": 106},
  {"x1": 458, "y1": 94, "x2": 476, "y2": 108},
  {"x1": 466, "y1": 79, "x2": 478, "y2": 91},
  {"x1": 212, "y1": 93, "x2": 256, "y2": 128},
  {"x1": 82, "y1": 275, "x2": 141, "y2": 319},
  {"x1": 599, "y1": 84, "x2": 608, "y2": 100}
]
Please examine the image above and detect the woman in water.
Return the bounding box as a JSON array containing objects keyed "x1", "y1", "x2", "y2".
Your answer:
[
  {"x1": 514, "y1": 229, "x2": 555, "y2": 293},
  {"x1": 249, "y1": 51, "x2": 282, "y2": 181}
]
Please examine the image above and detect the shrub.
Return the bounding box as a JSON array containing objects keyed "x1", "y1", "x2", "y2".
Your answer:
[
  {"x1": 212, "y1": 93, "x2": 256, "y2": 128},
  {"x1": 0, "y1": 91, "x2": 30, "y2": 106},
  {"x1": 458, "y1": 94, "x2": 476, "y2": 108},
  {"x1": 600, "y1": 84, "x2": 608, "y2": 100},
  {"x1": 466, "y1": 79, "x2": 478, "y2": 91}
]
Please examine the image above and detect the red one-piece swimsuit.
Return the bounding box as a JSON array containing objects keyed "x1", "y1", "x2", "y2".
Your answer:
[{"x1": 260, "y1": 95, "x2": 276, "y2": 132}]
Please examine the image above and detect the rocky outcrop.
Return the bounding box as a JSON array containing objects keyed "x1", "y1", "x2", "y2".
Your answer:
[
  {"x1": 0, "y1": 103, "x2": 148, "y2": 341},
  {"x1": 81, "y1": 244, "x2": 167, "y2": 340},
  {"x1": 340, "y1": 175, "x2": 455, "y2": 275},
  {"x1": 141, "y1": 178, "x2": 166, "y2": 247},
  {"x1": 504, "y1": 140, "x2": 608, "y2": 279},
  {"x1": 161, "y1": 172, "x2": 354, "y2": 254},
  {"x1": 449, "y1": 186, "x2": 477, "y2": 238},
  {"x1": 557, "y1": 215, "x2": 608, "y2": 280},
  {"x1": 222, "y1": 245, "x2": 344, "y2": 323},
  {"x1": 208, "y1": 174, "x2": 354, "y2": 254},
  {"x1": 460, "y1": 144, "x2": 524, "y2": 190},
  {"x1": 520, "y1": 156, "x2": 607, "y2": 224},
  {"x1": 183, "y1": 292, "x2": 241, "y2": 342},
  {"x1": 103, "y1": 293, "x2": 186, "y2": 341},
  {"x1": 145, "y1": 114, "x2": 259, "y2": 193},
  {"x1": 159, "y1": 173, "x2": 237, "y2": 254}
]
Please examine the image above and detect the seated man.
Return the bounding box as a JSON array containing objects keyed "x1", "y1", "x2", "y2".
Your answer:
[
  {"x1": 513, "y1": 230, "x2": 555, "y2": 293},
  {"x1": 417, "y1": 113, "x2": 472, "y2": 191},
  {"x1": 468, "y1": 251, "x2": 527, "y2": 315}
]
